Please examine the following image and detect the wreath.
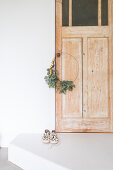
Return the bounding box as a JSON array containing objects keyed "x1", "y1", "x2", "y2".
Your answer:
[{"x1": 44, "y1": 58, "x2": 75, "y2": 94}]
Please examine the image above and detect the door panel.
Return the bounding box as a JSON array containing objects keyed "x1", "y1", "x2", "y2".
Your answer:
[
  {"x1": 87, "y1": 38, "x2": 109, "y2": 118},
  {"x1": 56, "y1": 0, "x2": 113, "y2": 132},
  {"x1": 62, "y1": 38, "x2": 82, "y2": 118}
]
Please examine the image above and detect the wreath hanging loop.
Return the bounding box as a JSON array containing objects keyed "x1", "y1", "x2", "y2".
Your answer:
[{"x1": 44, "y1": 58, "x2": 75, "y2": 94}]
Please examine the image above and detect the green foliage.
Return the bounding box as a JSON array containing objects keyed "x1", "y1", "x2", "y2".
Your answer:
[
  {"x1": 44, "y1": 67, "x2": 75, "y2": 94},
  {"x1": 44, "y1": 68, "x2": 59, "y2": 88},
  {"x1": 57, "y1": 81, "x2": 75, "y2": 94}
]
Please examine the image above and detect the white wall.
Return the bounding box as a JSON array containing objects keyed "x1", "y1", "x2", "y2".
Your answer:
[
  {"x1": 0, "y1": 2, "x2": 113, "y2": 170},
  {"x1": 0, "y1": 0, "x2": 55, "y2": 146}
]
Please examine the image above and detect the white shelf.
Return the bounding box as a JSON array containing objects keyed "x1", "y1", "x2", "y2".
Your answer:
[{"x1": 8, "y1": 133, "x2": 113, "y2": 170}]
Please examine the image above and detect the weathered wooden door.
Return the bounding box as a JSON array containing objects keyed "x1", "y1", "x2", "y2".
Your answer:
[{"x1": 56, "y1": 0, "x2": 113, "y2": 132}]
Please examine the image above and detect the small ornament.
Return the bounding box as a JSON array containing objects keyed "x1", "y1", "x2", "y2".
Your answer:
[
  {"x1": 49, "y1": 67, "x2": 52, "y2": 75},
  {"x1": 50, "y1": 130, "x2": 59, "y2": 144},
  {"x1": 44, "y1": 58, "x2": 75, "y2": 94},
  {"x1": 42, "y1": 129, "x2": 50, "y2": 144},
  {"x1": 49, "y1": 58, "x2": 55, "y2": 75}
]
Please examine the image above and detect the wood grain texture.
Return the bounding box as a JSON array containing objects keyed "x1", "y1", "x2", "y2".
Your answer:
[
  {"x1": 57, "y1": 118, "x2": 110, "y2": 132},
  {"x1": 83, "y1": 37, "x2": 88, "y2": 116},
  {"x1": 87, "y1": 38, "x2": 108, "y2": 118},
  {"x1": 62, "y1": 38, "x2": 82, "y2": 118},
  {"x1": 98, "y1": 0, "x2": 101, "y2": 26},
  {"x1": 109, "y1": 0, "x2": 113, "y2": 130},
  {"x1": 69, "y1": 0, "x2": 72, "y2": 26},
  {"x1": 56, "y1": 0, "x2": 62, "y2": 130},
  {"x1": 62, "y1": 26, "x2": 109, "y2": 37},
  {"x1": 56, "y1": 0, "x2": 113, "y2": 132}
]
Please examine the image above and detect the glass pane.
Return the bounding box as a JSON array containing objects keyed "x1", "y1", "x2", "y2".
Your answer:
[
  {"x1": 62, "y1": 0, "x2": 69, "y2": 26},
  {"x1": 72, "y1": 0, "x2": 98, "y2": 26},
  {"x1": 101, "y1": 0, "x2": 108, "y2": 25}
]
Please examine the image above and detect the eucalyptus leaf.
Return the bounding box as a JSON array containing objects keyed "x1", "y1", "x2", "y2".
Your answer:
[{"x1": 44, "y1": 64, "x2": 75, "y2": 94}]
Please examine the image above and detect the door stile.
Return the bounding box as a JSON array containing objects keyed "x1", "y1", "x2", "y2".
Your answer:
[
  {"x1": 108, "y1": 0, "x2": 113, "y2": 130},
  {"x1": 83, "y1": 37, "x2": 88, "y2": 118},
  {"x1": 69, "y1": 0, "x2": 72, "y2": 26},
  {"x1": 56, "y1": 0, "x2": 62, "y2": 131},
  {"x1": 98, "y1": 0, "x2": 102, "y2": 26}
]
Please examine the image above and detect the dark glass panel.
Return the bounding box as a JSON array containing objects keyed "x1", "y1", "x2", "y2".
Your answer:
[
  {"x1": 62, "y1": 0, "x2": 69, "y2": 26},
  {"x1": 101, "y1": 0, "x2": 108, "y2": 25},
  {"x1": 72, "y1": 0, "x2": 98, "y2": 26}
]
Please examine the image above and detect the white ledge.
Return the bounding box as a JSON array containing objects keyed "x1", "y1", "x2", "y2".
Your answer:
[{"x1": 8, "y1": 133, "x2": 113, "y2": 170}]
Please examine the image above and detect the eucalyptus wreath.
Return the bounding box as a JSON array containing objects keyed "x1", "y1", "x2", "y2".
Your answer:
[{"x1": 44, "y1": 59, "x2": 75, "y2": 94}]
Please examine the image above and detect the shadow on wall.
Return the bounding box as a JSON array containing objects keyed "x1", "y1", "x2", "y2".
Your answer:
[{"x1": 0, "y1": 134, "x2": 1, "y2": 148}]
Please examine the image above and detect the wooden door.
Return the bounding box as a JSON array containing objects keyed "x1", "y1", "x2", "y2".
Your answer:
[{"x1": 56, "y1": 0, "x2": 113, "y2": 132}]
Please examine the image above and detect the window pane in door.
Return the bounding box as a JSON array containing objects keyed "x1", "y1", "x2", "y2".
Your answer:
[
  {"x1": 72, "y1": 0, "x2": 98, "y2": 26},
  {"x1": 101, "y1": 0, "x2": 108, "y2": 25},
  {"x1": 62, "y1": 0, "x2": 69, "y2": 26}
]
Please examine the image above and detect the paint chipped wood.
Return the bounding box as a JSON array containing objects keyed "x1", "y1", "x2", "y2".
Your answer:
[{"x1": 56, "y1": 0, "x2": 113, "y2": 132}]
